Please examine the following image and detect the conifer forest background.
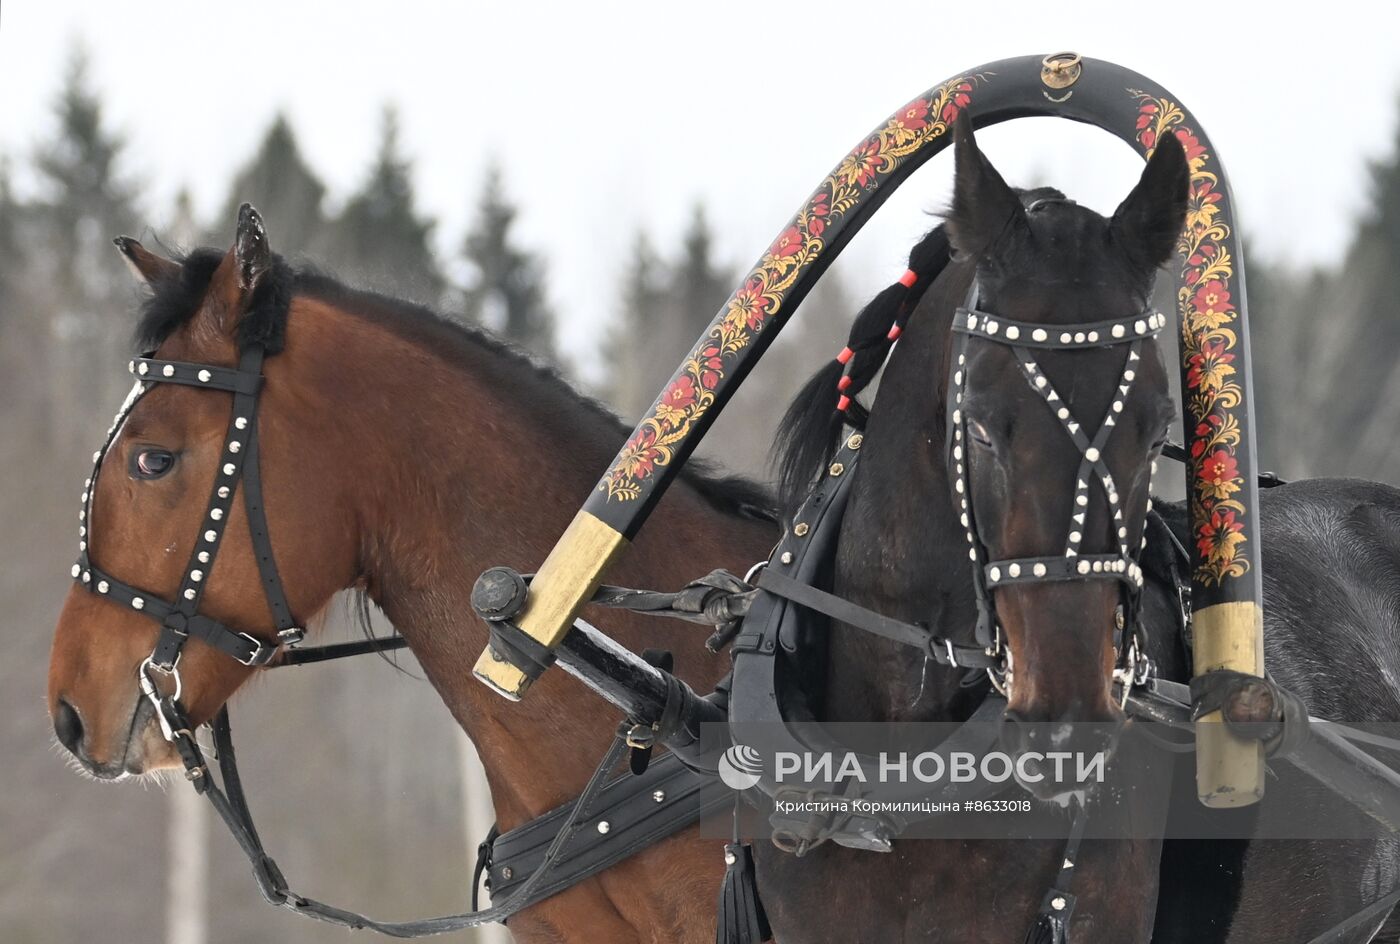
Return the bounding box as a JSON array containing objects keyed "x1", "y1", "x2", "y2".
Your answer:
[{"x1": 4, "y1": 29, "x2": 1400, "y2": 944}]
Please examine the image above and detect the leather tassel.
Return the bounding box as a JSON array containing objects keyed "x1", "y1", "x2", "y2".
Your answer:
[{"x1": 715, "y1": 843, "x2": 771, "y2": 944}]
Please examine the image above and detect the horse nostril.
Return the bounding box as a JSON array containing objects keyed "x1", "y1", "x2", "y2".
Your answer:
[{"x1": 53, "y1": 698, "x2": 84, "y2": 754}]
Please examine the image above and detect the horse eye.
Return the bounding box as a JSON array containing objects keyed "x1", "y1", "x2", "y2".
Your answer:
[
  {"x1": 967, "y1": 420, "x2": 994, "y2": 448},
  {"x1": 131, "y1": 449, "x2": 176, "y2": 479}
]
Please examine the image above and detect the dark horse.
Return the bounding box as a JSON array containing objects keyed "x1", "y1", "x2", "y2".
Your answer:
[
  {"x1": 45, "y1": 214, "x2": 778, "y2": 943},
  {"x1": 765, "y1": 114, "x2": 1400, "y2": 942}
]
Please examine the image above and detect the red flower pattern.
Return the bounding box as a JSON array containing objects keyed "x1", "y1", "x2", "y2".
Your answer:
[{"x1": 769, "y1": 225, "x2": 804, "y2": 259}]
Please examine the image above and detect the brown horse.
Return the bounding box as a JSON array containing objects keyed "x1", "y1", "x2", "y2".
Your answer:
[{"x1": 46, "y1": 211, "x2": 777, "y2": 942}]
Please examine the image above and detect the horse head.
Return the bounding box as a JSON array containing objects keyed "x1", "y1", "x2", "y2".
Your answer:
[
  {"x1": 944, "y1": 114, "x2": 1187, "y2": 794},
  {"x1": 47, "y1": 206, "x2": 359, "y2": 779}
]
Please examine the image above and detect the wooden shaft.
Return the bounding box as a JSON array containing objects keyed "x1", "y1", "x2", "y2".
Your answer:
[
  {"x1": 1193, "y1": 601, "x2": 1266, "y2": 806},
  {"x1": 471, "y1": 511, "x2": 628, "y2": 700}
]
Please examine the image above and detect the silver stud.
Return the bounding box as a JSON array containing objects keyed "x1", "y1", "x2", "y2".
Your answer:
[
  {"x1": 1060, "y1": 332, "x2": 1072, "y2": 343},
  {"x1": 1112, "y1": 401, "x2": 1123, "y2": 413},
  {"x1": 1009, "y1": 563, "x2": 1021, "y2": 578},
  {"x1": 1070, "y1": 531, "x2": 1082, "y2": 544},
  {"x1": 80, "y1": 491, "x2": 88, "y2": 503},
  {"x1": 953, "y1": 445, "x2": 963, "y2": 461},
  {"x1": 84, "y1": 478, "x2": 91, "y2": 488},
  {"x1": 1118, "y1": 527, "x2": 1128, "y2": 539},
  {"x1": 953, "y1": 410, "x2": 962, "y2": 424},
  {"x1": 1112, "y1": 324, "x2": 1125, "y2": 338},
  {"x1": 228, "y1": 441, "x2": 241, "y2": 454},
  {"x1": 960, "y1": 513, "x2": 969, "y2": 527},
  {"x1": 128, "y1": 361, "x2": 136, "y2": 374},
  {"x1": 97, "y1": 580, "x2": 109, "y2": 593},
  {"x1": 968, "y1": 548, "x2": 978, "y2": 561},
  {"x1": 955, "y1": 479, "x2": 965, "y2": 494},
  {"x1": 132, "y1": 597, "x2": 145, "y2": 610},
  {"x1": 1109, "y1": 492, "x2": 1119, "y2": 504},
  {"x1": 597, "y1": 821, "x2": 611, "y2": 834},
  {"x1": 190, "y1": 570, "x2": 203, "y2": 582},
  {"x1": 183, "y1": 589, "x2": 196, "y2": 601},
  {"x1": 80, "y1": 526, "x2": 87, "y2": 537},
  {"x1": 162, "y1": 364, "x2": 175, "y2": 377},
  {"x1": 1077, "y1": 560, "x2": 1091, "y2": 575},
  {"x1": 986, "y1": 320, "x2": 999, "y2": 335},
  {"x1": 967, "y1": 314, "x2": 978, "y2": 330},
  {"x1": 989, "y1": 567, "x2": 1001, "y2": 582},
  {"x1": 235, "y1": 417, "x2": 248, "y2": 430},
  {"x1": 198, "y1": 551, "x2": 210, "y2": 564},
  {"x1": 725, "y1": 849, "x2": 737, "y2": 866},
  {"x1": 198, "y1": 369, "x2": 212, "y2": 383},
  {"x1": 1088, "y1": 331, "x2": 1099, "y2": 342},
  {"x1": 1146, "y1": 499, "x2": 1154, "y2": 512},
  {"x1": 653, "y1": 790, "x2": 666, "y2": 803},
  {"x1": 1035, "y1": 376, "x2": 1048, "y2": 389},
  {"x1": 223, "y1": 463, "x2": 236, "y2": 476},
  {"x1": 1052, "y1": 896, "x2": 1067, "y2": 912},
  {"x1": 79, "y1": 541, "x2": 86, "y2": 552},
  {"x1": 93, "y1": 451, "x2": 101, "y2": 463},
  {"x1": 1135, "y1": 320, "x2": 1147, "y2": 335},
  {"x1": 954, "y1": 371, "x2": 963, "y2": 385},
  {"x1": 780, "y1": 551, "x2": 793, "y2": 564},
  {"x1": 1085, "y1": 447, "x2": 1100, "y2": 462},
  {"x1": 138, "y1": 362, "x2": 149, "y2": 376},
  {"x1": 70, "y1": 564, "x2": 81, "y2": 578},
  {"x1": 1093, "y1": 560, "x2": 1103, "y2": 572},
  {"x1": 1074, "y1": 332, "x2": 1086, "y2": 343},
  {"x1": 1032, "y1": 328, "x2": 1048, "y2": 342},
  {"x1": 218, "y1": 486, "x2": 230, "y2": 498},
  {"x1": 210, "y1": 508, "x2": 223, "y2": 521},
  {"x1": 1057, "y1": 407, "x2": 1070, "y2": 420},
  {"x1": 204, "y1": 529, "x2": 217, "y2": 542},
  {"x1": 958, "y1": 354, "x2": 966, "y2": 366},
  {"x1": 79, "y1": 510, "x2": 85, "y2": 521},
  {"x1": 1005, "y1": 325, "x2": 1020, "y2": 340},
  {"x1": 1124, "y1": 370, "x2": 1136, "y2": 382},
  {"x1": 1076, "y1": 494, "x2": 1088, "y2": 506},
  {"x1": 1033, "y1": 563, "x2": 1048, "y2": 577}
]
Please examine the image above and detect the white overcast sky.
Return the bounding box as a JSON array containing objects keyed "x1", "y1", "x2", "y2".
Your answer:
[{"x1": 2, "y1": 0, "x2": 1397, "y2": 375}]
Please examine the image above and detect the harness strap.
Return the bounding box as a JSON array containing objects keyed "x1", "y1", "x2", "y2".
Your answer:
[
  {"x1": 170, "y1": 705, "x2": 651, "y2": 935},
  {"x1": 755, "y1": 567, "x2": 1000, "y2": 669}
]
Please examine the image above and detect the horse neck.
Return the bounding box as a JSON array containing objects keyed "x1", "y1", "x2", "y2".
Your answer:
[
  {"x1": 293, "y1": 296, "x2": 776, "y2": 828},
  {"x1": 825, "y1": 264, "x2": 983, "y2": 722}
]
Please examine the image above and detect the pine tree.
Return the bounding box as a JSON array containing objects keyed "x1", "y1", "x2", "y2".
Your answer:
[
  {"x1": 219, "y1": 113, "x2": 327, "y2": 256},
  {"x1": 461, "y1": 164, "x2": 557, "y2": 359},
  {"x1": 32, "y1": 47, "x2": 140, "y2": 314},
  {"x1": 326, "y1": 106, "x2": 443, "y2": 306},
  {"x1": 30, "y1": 46, "x2": 142, "y2": 447},
  {"x1": 673, "y1": 205, "x2": 731, "y2": 346},
  {"x1": 602, "y1": 231, "x2": 668, "y2": 418}
]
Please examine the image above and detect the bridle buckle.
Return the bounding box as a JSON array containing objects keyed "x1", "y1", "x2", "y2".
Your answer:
[
  {"x1": 236, "y1": 633, "x2": 277, "y2": 667},
  {"x1": 276, "y1": 626, "x2": 306, "y2": 647}
]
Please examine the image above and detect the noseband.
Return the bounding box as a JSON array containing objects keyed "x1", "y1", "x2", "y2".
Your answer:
[
  {"x1": 946, "y1": 286, "x2": 1166, "y2": 698},
  {"x1": 71, "y1": 343, "x2": 301, "y2": 739}
]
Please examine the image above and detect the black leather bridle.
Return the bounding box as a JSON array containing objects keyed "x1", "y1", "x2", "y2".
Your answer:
[
  {"x1": 66, "y1": 340, "x2": 727, "y2": 934},
  {"x1": 947, "y1": 286, "x2": 1166, "y2": 702},
  {"x1": 72, "y1": 344, "x2": 303, "y2": 739}
]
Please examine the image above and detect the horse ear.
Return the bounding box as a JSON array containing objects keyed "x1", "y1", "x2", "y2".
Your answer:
[
  {"x1": 946, "y1": 111, "x2": 1025, "y2": 259},
  {"x1": 113, "y1": 237, "x2": 179, "y2": 287},
  {"x1": 205, "y1": 203, "x2": 275, "y2": 336},
  {"x1": 1111, "y1": 134, "x2": 1190, "y2": 273},
  {"x1": 234, "y1": 203, "x2": 273, "y2": 291}
]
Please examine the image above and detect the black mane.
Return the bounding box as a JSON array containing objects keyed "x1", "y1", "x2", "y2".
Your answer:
[{"x1": 134, "y1": 248, "x2": 775, "y2": 523}]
